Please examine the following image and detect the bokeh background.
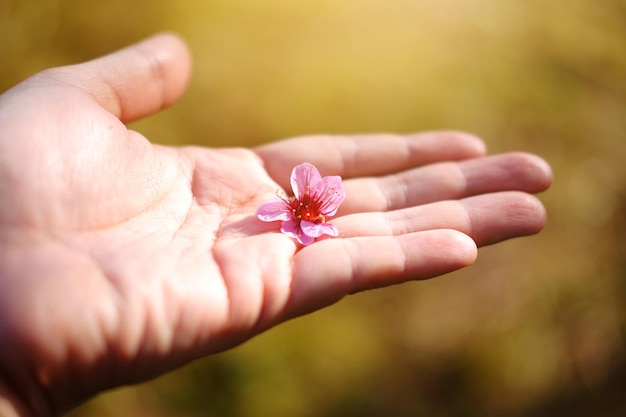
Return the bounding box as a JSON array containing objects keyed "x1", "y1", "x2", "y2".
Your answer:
[{"x1": 2, "y1": 0, "x2": 626, "y2": 416}]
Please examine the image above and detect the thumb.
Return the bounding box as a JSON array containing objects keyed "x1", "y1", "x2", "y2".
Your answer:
[{"x1": 38, "y1": 32, "x2": 192, "y2": 123}]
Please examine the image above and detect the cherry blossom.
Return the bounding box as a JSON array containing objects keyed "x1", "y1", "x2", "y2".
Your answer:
[{"x1": 256, "y1": 162, "x2": 345, "y2": 245}]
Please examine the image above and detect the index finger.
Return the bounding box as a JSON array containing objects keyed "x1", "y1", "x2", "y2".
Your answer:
[{"x1": 255, "y1": 131, "x2": 486, "y2": 190}]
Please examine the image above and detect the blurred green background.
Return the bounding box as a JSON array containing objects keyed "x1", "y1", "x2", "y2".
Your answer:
[{"x1": 2, "y1": 0, "x2": 626, "y2": 416}]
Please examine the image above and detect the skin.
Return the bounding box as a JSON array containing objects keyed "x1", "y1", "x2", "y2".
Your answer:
[{"x1": 0, "y1": 33, "x2": 552, "y2": 417}]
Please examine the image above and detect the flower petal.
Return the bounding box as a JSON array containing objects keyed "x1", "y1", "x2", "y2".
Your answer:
[
  {"x1": 300, "y1": 220, "x2": 338, "y2": 238},
  {"x1": 256, "y1": 197, "x2": 293, "y2": 222},
  {"x1": 280, "y1": 219, "x2": 300, "y2": 237},
  {"x1": 297, "y1": 231, "x2": 315, "y2": 246},
  {"x1": 280, "y1": 219, "x2": 316, "y2": 245},
  {"x1": 310, "y1": 175, "x2": 346, "y2": 216},
  {"x1": 290, "y1": 162, "x2": 322, "y2": 201}
]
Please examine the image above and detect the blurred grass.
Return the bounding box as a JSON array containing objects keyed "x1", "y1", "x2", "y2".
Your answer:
[{"x1": 2, "y1": 0, "x2": 626, "y2": 416}]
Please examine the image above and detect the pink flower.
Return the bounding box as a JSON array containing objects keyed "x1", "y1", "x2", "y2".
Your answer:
[{"x1": 256, "y1": 162, "x2": 346, "y2": 245}]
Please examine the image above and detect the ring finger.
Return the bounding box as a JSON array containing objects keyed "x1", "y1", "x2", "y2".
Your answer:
[{"x1": 333, "y1": 191, "x2": 547, "y2": 247}]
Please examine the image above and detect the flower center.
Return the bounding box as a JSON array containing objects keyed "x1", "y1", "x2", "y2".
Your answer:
[{"x1": 290, "y1": 198, "x2": 325, "y2": 223}]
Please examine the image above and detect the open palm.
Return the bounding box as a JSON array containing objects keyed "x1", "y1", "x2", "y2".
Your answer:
[{"x1": 0, "y1": 34, "x2": 551, "y2": 417}]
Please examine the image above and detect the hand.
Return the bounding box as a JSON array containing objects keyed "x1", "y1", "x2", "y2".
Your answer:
[{"x1": 0, "y1": 33, "x2": 552, "y2": 417}]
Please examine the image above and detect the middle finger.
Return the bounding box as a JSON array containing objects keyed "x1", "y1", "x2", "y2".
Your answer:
[{"x1": 339, "y1": 152, "x2": 551, "y2": 215}]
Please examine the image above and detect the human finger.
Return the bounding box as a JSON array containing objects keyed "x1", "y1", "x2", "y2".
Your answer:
[
  {"x1": 339, "y1": 152, "x2": 552, "y2": 214},
  {"x1": 255, "y1": 131, "x2": 486, "y2": 190},
  {"x1": 285, "y1": 229, "x2": 477, "y2": 318},
  {"x1": 30, "y1": 32, "x2": 191, "y2": 123},
  {"x1": 333, "y1": 191, "x2": 547, "y2": 247}
]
